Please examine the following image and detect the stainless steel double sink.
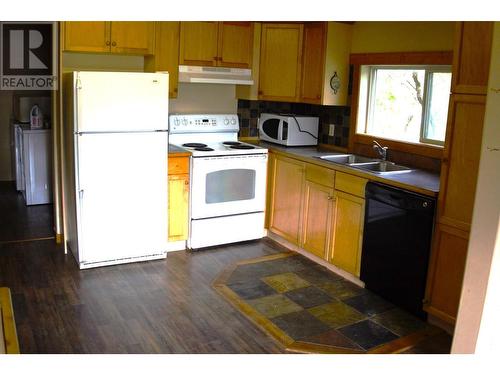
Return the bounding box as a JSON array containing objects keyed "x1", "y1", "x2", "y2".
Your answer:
[{"x1": 316, "y1": 154, "x2": 412, "y2": 175}]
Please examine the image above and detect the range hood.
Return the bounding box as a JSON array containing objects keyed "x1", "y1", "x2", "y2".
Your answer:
[{"x1": 178, "y1": 65, "x2": 254, "y2": 85}]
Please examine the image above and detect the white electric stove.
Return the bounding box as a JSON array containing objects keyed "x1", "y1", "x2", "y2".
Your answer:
[{"x1": 169, "y1": 114, "x2": 268, "y2": 250}]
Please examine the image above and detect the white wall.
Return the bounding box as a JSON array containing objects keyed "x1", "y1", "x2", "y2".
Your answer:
[
  {"x1": 452, "y1": 22, "x2": 500, "y2": 354},
  {"x1": 0, "y1": 91, "x2": 14, "y2": 181}
]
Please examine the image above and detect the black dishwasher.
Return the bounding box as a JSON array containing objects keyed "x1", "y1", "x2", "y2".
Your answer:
[{"x1": 360, "y1": 182, "x2": 436, "y2": 319}]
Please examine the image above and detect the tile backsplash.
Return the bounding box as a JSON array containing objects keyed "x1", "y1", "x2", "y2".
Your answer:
[{"x1": 237, "y1": 100, "x2": 351, "y2": 148}]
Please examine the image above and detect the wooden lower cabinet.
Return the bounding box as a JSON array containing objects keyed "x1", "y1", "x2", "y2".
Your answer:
[
  {"x1": 329, "y1": 191, "x2": 365, "y2": 277},
  {"x1": 267, "y1": 152, "x2": 366, "y2": 277},
  {"x1": 268, "y1": 155, "x2": 305, "y2": 245},
  {"x1": 168, "y1": 174, "x2": 189, "y2": 241},
  {"x1": 301, "y1": 180, "x2": 334, "y2": 259},
  {"x1": 168, "y1": 155, "x2": 189, "y2": 242}
]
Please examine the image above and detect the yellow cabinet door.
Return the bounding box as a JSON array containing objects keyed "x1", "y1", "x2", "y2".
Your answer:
[
  {"x1": 452, "y1": 22, "x2": 493, "y2": 95},
  {"x1": 330, "y1": 191, "x2": 365, "y2": 276},
  {"x1": 439, "y1": 94, "x2": 486, "y2": 231},
  {"x1": 179, "y1": 22, "x2": 219, "y2": 66},
  {"x1": 64, "y1": 21, "x2": 111, "y2": 52},
  {"x1": 300, "y1": 22, "x2": 326, "y2": 104},
  {"x1": 269, "y1": 156, "x2": 305, "y2": 245},
  {"x1": 168, "y1": 174, "x2": 189, "y2": 242},
  {"x1": 424, "y1": 223, "x2": 468, "y2": 323},
  {"x1": 144, "y1": 22, "x2": 180, "y2": 98},
  {"x1": 217, "y1": 22, "x2": 253, "y2": 68},
  {"x1": 110, "y1": 22, "x2": 155, "y2": 55},
  {"x1": 259, "y1": 23, "x2": 303, "y2": 102},
  {"x1": 301, "y1": 180, "x2": 334, "y2": 259}
]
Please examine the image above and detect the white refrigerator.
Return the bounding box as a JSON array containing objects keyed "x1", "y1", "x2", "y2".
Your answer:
[{"x1": 63, "y1": 71, "x2": 169, "y2": 269}]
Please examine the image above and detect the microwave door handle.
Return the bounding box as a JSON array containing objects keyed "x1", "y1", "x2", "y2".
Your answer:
[{"x1": 278, "y1": 119, "x2": 283, "y2": 141}]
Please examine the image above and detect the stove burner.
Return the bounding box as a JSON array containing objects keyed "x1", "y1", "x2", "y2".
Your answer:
[
  {"x1": 183, "y1": 143, "x2": 207, "y2": 148},
  {"x1": 194, "y1": 147, "x2": 214, "y2": 151},
  {"x1": 230, "y1": 145, "x2": 255, "y2": 150},
  {"x1": 222, "y1": 141, "x2": 241, "y2": 146}
]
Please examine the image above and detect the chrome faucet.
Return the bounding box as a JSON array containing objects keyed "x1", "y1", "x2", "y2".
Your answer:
[{"x1": 373, "y1": 140, "x2": 388, "y2": 161}]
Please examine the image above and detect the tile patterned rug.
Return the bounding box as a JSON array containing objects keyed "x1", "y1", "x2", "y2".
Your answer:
[{"x1": 213, "y1": 252, "x2": 442, "y2": 354}]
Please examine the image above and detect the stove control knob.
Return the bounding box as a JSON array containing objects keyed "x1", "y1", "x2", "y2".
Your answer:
[
  {"x1": 182, "y1": 118, "x2": 188, "y2": 126},
  {"x1": 230, "y1": 118, "x2": 237, "y2": 125},
  {"x1": 174, "y1": 118, "x2": 180, "y2": 126},
  {"x1": 224, "y1": 118, "x2": 230, "y2": 125}
]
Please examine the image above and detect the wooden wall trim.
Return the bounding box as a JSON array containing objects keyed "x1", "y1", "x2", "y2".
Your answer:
[
  {"x1": 353, "y1": 134, "x2": 444, "y2": 160},
  {"x1": 350, "y1": 50, "x2": 453, "y2": 65}
]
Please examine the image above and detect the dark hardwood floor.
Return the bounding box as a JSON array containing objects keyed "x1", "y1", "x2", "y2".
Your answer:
[{"x1": 0, "y1": 181, "x2": 451, "y2": 354}]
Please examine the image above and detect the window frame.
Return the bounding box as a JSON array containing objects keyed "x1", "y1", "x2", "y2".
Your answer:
[{"x1": 363, "y1": 64, "x2": 451, "y2": 147}]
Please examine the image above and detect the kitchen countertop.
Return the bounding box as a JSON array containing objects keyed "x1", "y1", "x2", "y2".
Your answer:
[
  {"x1": 168, "y1": 144, "x2": 191, "y2": 157},
  {"x1": 257, "y1": 141, "x2": 440, "y2": 197}
]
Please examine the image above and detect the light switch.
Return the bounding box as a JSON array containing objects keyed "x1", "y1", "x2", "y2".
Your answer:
[{"x1": 329, "y1": 124, "x2": 335, "y2": 137}]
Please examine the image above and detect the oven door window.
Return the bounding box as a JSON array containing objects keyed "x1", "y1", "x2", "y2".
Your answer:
[{"x1": 205, "y1": 169, "x2": 256, "y2": 204}]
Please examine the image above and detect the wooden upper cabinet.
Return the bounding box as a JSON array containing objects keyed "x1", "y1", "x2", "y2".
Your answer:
[
  {"x1": 64, "y1": 22, "x2": 111, "y2": 53},
  {"x1": 218, "y1": 22, "x2": 253, "y2": 68},
  {"x1": 179, "y1": 22, "x2": 219, "y2": 66},
  {"x1": 439, "y1": 94, "x2": 486, "y2": 230},
  {"x1": 179, "y1": 22, "x2": 253, "y2": 68},
  {"x1": 300, "y1": 22, "x2": 327, "y2": 104},
  {"x1": 110, "y1": 22, "x2": 155, "y2": 55},
  {"x1": 452, "y1": 22, "x2": 494, "y2": 95},
  {"x1": 144, "y1": 22, "x2": 180, "y2": 98},
  {"x1": 259, "y1": 23, "x2": 304, "y2": 102},
  {"x1": 63, "y1": 21, "x2": 154, "y2": 55}
]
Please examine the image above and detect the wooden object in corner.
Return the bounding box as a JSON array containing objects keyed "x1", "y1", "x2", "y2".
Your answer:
[
  {"x1": 0, "y1": 287, "x2": 20, "y2": 354},
  {"x1": 424, "y1": 21, "x2": 493, "y2": 324}
]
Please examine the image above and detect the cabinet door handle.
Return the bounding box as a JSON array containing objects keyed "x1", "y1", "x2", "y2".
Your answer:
[
  {"x1": 327, "y1": 195, "x2": 334, "y2": 201},
  {"x1": 112, "y1": 41, "x2": 117, "y2": 47},
  {"x1": 105, "y1": 41, "x2": 110, "y2": 46}
]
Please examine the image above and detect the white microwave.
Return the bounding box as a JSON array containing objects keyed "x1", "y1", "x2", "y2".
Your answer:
[{"x1": 258, "y1": 113, "x2": 319, "y2": 146}]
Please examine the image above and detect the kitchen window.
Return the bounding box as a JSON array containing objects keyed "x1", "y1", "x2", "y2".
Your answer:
[{"x1": 357, "y1": 65, "x2": 452, "y2": 146}]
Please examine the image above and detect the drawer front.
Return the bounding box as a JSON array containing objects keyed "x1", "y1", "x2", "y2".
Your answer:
[
  {"x1": 168, "y1": 156, "x2": 189, "y2": 175},
  {"x1": 335, "y1": 172, "x2": 367, "y2": 198},
  {"x1": 305, "y1": 164, "x2": 335, "y2": 188}
]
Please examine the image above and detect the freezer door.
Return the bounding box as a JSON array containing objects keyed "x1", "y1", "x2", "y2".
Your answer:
[
  {"x1": 75, "y1": 71, "x2": 169, "y2": 133},
  {"x1": 75, "y1": 132, "x2": 168, "y2": 265}
]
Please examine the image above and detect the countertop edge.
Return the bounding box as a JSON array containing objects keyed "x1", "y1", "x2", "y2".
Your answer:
[{"x1": 262, "y1": 144, "x2": 440, "y2": 198}]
